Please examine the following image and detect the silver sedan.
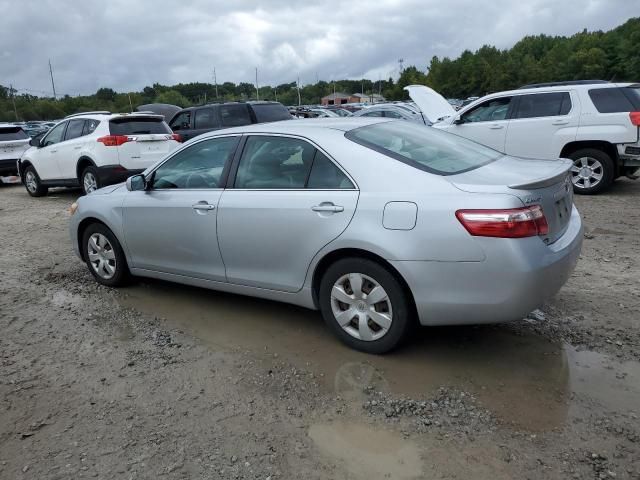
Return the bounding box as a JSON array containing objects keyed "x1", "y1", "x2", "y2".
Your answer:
[{"x1": 69, "y1": 118, "x2": 583, "y2": 353}]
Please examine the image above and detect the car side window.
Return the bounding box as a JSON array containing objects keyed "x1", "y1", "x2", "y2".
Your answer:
[
  {"x1": 170, "y1": 111, "x2": 192, "y2": 131},
  {"x1": 383, "y1": 110, "x2": 404, "y2": 119},
  {"x1": 514, "y1": 92, "x2": 571, "y2": 119},
  {"x1": 307, "y1": 151, "x2": 354, "y2": 189},
  {"x1": 42, "y1": 122, "x2": 67, "y2": 147},
  {"x1": 194, "y1": 108, "x2": 219, "y2": 130},
  {"x1": 220, "y1": 105, "x2": 252, "y2": 127},
  {"x1": 234, "y1": 136, "x2": 315, "y2": 189},
  {"x1": 151, "y1": 136, "x2": 238, "y2": 189},
  {"x1": 361, "y1": 110, "x2": 384, "y2": 117},
  {"x1": 64, "y1": 119, "x2": 85, "y2": 141},
  {"x1": 461, "y1": 97, "x2": 512, "y2": 123},
  {"x1": 83, "y1": 119, "x2": 100, "y2": 136}
]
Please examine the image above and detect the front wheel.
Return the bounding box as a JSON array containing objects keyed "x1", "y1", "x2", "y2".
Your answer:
[
  {"x1": 82, "y1": 223, "x2": 129, "y2": 287},
  {"x1": 318, "y1": 257, "x2": 413, "y2": 354},
  {"x1": 23, "y1": 166, "x2": 48, "y2": 197},
  {"x1": 568, "y1": 148, "x2": 614, "y2": 195}
]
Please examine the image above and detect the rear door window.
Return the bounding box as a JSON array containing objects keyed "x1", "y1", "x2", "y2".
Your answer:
[
  {"x1": 220, "y1": 104, "x2": 252, "y2": 127},
  {"x1": 194, "y1": 108, "x2": 220, "y2": 129},
  {"x1": 82, "y1": 119, "x2": 100, "y2": 136},
  {"x1": 64, "y1": 119, "x2": 86, "y2": 140},
  {"x1": 307, "y1": 151, "x2": 354, "y2": 189},
  {"x1": 251, "y1": 103, "x2": 291, "y2": 123},
  {"x1": 589, "y1": 87, "x2": 640, "y2": 113},
  {"x1": 0, "y1": 127, "x2": 28, "y2": 141},
  {"x1": 513, "y1": 92, "x2": 571, "y2": 118},
  {"x1": 109, "y1": 118, "x2": 171, "y2": 135}
]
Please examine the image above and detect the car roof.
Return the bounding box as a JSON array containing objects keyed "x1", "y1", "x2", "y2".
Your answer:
[
  {"x1": 63, "y1": 112, "x2": 164, "y2": 121},
  {"x1": 482, "y1": 82, "x2": 635, "y2": 98},
  {"x1": 197, "y1": 117, "x2": 390, "y2": 137}
]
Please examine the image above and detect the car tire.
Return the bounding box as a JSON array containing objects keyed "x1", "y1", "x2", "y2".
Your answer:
[
  {"x1": 81, "y1": 166, "x2": 100, "y2": 195},
  {"x1": 23, "y1": 165, "x2": 48, "y2": 197},
  {"x1": 318, "y1": 257, "x2": 413, "y2": 354},
  {"x1": 568, "y1": 148, "x2": 614, "y2": 195},
  {"x1": 82, "y1": 223, "x2": 129, "y2": 287}
]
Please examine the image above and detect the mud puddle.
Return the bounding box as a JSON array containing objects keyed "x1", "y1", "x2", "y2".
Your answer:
[{"x1": 118, "y1": 279, "x2": 640, "y2": 430}]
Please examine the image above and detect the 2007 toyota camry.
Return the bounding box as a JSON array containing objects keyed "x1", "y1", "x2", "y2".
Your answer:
[{"x1": 69, "y1": 118, "x2": 583, "y2": 353}]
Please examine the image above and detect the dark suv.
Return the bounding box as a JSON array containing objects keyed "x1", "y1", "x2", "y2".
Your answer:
[{"x1": 168, "y1": 101, "x2": 292, "y2": 141}]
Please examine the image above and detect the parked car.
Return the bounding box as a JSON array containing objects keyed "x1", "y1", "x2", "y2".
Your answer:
[
  {"x1": 69, "y1": 118, "x2": 582, "y2": 354},
  {"x1": 0, "y1": 125, "x2": 30, "y2": 178},
  {"x1": 168, "y1": 101, "x2": 291, "y2": 142},
  {"x1": 18, "y1": 111, "x2": 180, "y2": 196},
  {"x1": 353, "y1": 103, "x2": 428, "y2": 124},
  {"x1": 308, "y1": 108, "x2": 341, "y2": 118},
  {"x1": 324, "y1": 107, "x2": 354, "y2": 117},
  {"x1": 406, "y1": 81, "x2": 640, "y2": 194}
]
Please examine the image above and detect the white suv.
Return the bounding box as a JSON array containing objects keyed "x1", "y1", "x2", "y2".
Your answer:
[
  {"x1": 18, "y1": 111, "x2": 181, "y2": 197},
  {"x1": 406, "y1": 81, "x2": 640, "y2": 194}
]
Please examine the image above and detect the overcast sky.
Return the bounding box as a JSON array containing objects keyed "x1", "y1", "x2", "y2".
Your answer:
[{"x1": 1, "y1": 0, "x2": 637, "y2": 96}]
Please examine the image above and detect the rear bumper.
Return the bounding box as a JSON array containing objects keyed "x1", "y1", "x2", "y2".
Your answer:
[
  {"x1": 97, "y1": 165, "x2": 143, "y2": 186},
  {"x1": 392, "y1": 206, "x2": 583, "y2": 326},
  {"x1": 0, "y1": 158, "x2": 19, "y2": 176}
]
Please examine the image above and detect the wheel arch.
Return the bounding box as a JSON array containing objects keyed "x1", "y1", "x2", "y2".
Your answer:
[
  {"x1": 310, "y1": 247, "x2": 417, "y2": 317},
  {"x1": 76, "y1": 217, "x2": 122, "y2": 262},
  {"x1": 76, "y1": 156, "x2": 97, "y2": 180},
  {"x1": 560, "y1": 141, "x2": 619, "y2": 176},
  {"x1": 19, "y1": 159, "x2": 33, "y2": 177}
]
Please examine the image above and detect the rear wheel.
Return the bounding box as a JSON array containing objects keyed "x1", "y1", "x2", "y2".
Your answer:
[
  {"x1": 319, "y1": 257, "x2": 412, "y2": 354},
  {"x1": 81, "y1": 166, "x2": 100, "y2": 195},
  {"x1": 23, "y1": 166, "x2": 48, "y2": 197},
  {"x1": 568, "y1": 148, "x2": 614, "y2": 195},
  {"x1": 82, "y1": 223, "x2": 129, "y2": 287}
]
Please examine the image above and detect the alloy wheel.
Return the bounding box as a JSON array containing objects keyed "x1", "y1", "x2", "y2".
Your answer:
[
  {"x1": 87, "y1": 233, "x2": 117, "y2": 279},
  {"x1": 83, "y1": 171, "x2": 98, "y2": 193},
  {"x1": 25, "y1": 171, "x2": 38, "y2": 194},
  {"x1": 330, "y1": 272, "x2": 393, "y2": 341},
  {"x1": 571, "y1": 157, "x2": 603, "y2": 190}
]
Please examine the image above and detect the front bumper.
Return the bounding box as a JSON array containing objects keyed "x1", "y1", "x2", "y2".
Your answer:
[
  {"x1": 97, "y1": 165, "x2": 144, "y2": 186},
  {"x1": 0, "y1": 158, "x2": 19, "y2": 176},
  {"x1": 392, "y1": 206, "x2": 583, "y2": 326}
]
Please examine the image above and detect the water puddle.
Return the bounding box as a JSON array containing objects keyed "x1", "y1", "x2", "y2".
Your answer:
[
  {"x1": 308, "y1": 421, "x2": 422, "y2": 479},
  {"x1": 118, "y1": 279, "x2": 640, "y2": 430}
]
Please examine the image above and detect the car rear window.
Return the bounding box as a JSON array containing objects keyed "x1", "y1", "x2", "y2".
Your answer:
[
  {"x1": 0, "y1": 127, "x2": 28, "y2": 141},
  {"x1": 109, "y1": 117, "x2": 171, "y2": 135},
  {"x1": 220, "y1": 104, "x2": 252, "y2": 127},
  {"x1": 588, "y1": 86, "x2": 640, "y2": 113},
  {"x1": 345, "y1": 122, "x2": 501, "y2": 175},
  {"x1": 251, "y1": 103, "x2": 291, "y2": 123}
]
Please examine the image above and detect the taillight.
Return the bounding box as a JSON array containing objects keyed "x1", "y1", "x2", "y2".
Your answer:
[
  {"x1": 97, "y1": 135, "x2": 130, "y2": 147},
  {"x1": 170, "y1": 133, "x2": 182, "y2": 142},
  {"x1": 455, "y1": 205, "x2": 549, "y2": 238},
  {"x1": 630, "y1": 111, "x2": 640, "y2": 127}
]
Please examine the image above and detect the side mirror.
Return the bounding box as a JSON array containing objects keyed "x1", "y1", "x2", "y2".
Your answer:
[
  {"x1": 126, "y1": 174, "x2": 147, "y2": 191},
  {"x1": 453, "y1": 116, "x2": 464, "y2": 125},
  {"x1": 30, "y1": 133, "x2": 44, "y2": 147}
]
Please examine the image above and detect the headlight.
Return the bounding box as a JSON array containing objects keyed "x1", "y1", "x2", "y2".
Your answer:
[{"x1": 69, "y1": 202, "x2": 79, "y2": 216}]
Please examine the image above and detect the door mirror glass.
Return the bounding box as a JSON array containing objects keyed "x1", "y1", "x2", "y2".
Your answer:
[{"x1": 127, "y1": 174, "x2": 147, "y2": 191}]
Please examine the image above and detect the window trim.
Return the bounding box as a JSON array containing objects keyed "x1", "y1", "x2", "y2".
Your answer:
[
  {"x1": 225, "y1": 133, "x2": 358, "y2": 191},
  {"x1": 143, "y1": 134, "x2": 241, "y2": 191},
  {"x1": 510, "y1": 91, "x2": 573, "y2": 120}
]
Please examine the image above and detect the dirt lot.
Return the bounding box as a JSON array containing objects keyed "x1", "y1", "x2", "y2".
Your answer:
[{"x1": 1, "y1": 179, "x2": 639, "y2": 479}]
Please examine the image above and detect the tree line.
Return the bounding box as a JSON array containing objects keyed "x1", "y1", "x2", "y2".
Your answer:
[{"x1": 1, "y1": 17, "x2": 637, "y2": 121}]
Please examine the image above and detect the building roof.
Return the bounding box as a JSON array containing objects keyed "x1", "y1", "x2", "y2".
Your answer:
[{"x1": 322, "y1": 92, "x2": 351, "y2": 100}]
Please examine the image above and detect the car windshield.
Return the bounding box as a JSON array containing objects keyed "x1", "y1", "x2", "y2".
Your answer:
[
  {"x1": 345, "y1": 121, "x2": 501, "y2": 175},
  {"x1": 0, "y1": 127, "x2": 28, "y2": 141}
]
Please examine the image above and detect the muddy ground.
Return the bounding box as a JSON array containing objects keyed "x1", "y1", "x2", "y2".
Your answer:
[{"x1": 0, "y1": 179, "x2": 639, "y2": 479}]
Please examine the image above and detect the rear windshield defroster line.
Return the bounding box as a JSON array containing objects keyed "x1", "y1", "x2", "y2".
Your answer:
[{"x1": 344, "y1": 122, "x2": 501, "y2": 176}]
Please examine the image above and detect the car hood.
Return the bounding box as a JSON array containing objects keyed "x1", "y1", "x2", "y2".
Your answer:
[
  {"x1": 404, "y1": 85, "x2": 456, "y2": 124},
  {"x1": 90, "y1": 183, "x2": 126, "y2": 195}
]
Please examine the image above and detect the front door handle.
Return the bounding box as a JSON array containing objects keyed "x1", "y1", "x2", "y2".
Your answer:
[
  {"x1": 50, "y1": 149, "x2": 57, "y2": 153},
  {"x1": 192, "y1": 203, "x2": 216, "y2": 211},
  {"x1": 312, "y1": 204, "x2": 344, "y2": 213},
  {"x1": 488, "y1": 124, "x2": 504, "y2": 130},
  {"x1": 74, "y1": 146, "x2": 82, "y2": 150}
]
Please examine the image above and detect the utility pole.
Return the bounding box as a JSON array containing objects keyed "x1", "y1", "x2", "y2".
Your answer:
[
  {"x1": 297, "y1": 76, "x2": 301, "y2": 106},
  {"x1": 274, "y1": 87, "x2": 278, "y2": 102},
  {"x1": 213, "y1": 67, "x2": 218, "y2": 99},
  {"x1": 255, "y1": 67, "x2": 259, "y2": 101},
  {"x1": 398, "y1": 58, "x2": 404, "y2": 74},
  {"x1": 378, "y1": 74, "x2": 382, "y2": 95},
  {"x1": 9, "y1": 84, "x2": 18, "y2": 121},
  {"x1": 127, "y1": 93, "x2": 133, "y2": 113},
  {"x1": 48, "y1": 59, "x2": 57, "y2": 100}
]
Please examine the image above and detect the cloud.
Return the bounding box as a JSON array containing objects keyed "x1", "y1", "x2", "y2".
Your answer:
[{"x1": 0, "y1": 0, "x2": 636, "y2": 96}]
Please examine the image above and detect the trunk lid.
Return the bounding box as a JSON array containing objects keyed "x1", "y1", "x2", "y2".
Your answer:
[
  {"x1": 404, "y1": 85, "x2": 456, "y2": 124},
  {"x1": 109, "y1": 115, "x2": 178, "y2": 169},
  {"x1": 449, "y1": 156, "x2": 574, "y2": 244}
]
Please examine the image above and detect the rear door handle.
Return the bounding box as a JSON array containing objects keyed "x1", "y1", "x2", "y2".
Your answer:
[
  {"x1": 312, "y1": 204, "x2": 344, "y2": 213},
  {"x1": 488, "y1": 124, "x2": 504, "y2": 130},
  {"x1": 74, "y1": 146, "x2": 82, "y2": 150},
  {"x1": 552, "y1": 119, "x2": 569, "y2": 125},
  {"x1": 192, "y1": 203, "x2": 216, "y2": 211},
  {"x1": 50, "y1": 150, "x2": 57, "y2": 153}
]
